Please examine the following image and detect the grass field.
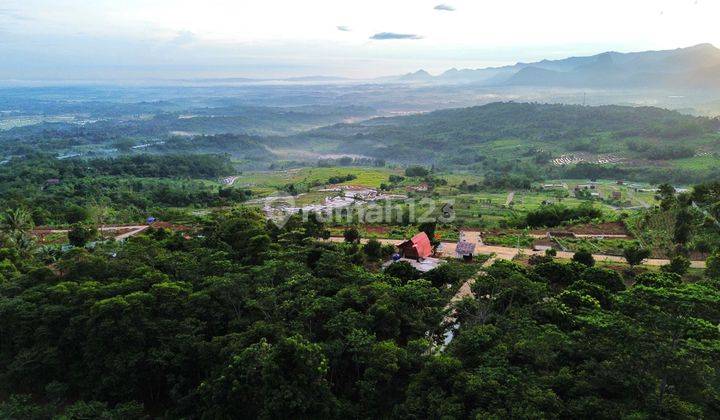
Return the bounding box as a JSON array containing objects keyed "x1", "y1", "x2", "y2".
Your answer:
[
  {"x1": 232, "y1": 167, "x2": 665, "y2": 231},
  {"x1": 232, "y1": 166, "x2": 399, "y2": 190},
  {"x1": 673, "y1": 155, "x2": 720, "y2": 171}
]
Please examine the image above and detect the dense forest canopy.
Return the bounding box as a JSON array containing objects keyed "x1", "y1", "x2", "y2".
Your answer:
[
  {"x1": 0, "y1": 208, "x2": 718, "y2": 418},
  {"x1": 0, "y1": 154, "x2": 251, "y2": 225}
]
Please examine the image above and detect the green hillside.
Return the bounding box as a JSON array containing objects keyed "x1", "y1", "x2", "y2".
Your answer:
[{"x1": 298, "y1": 102, "x2": 720, "y2": 182}]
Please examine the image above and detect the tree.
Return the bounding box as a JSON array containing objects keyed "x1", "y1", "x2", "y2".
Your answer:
[
  {"x1": 580, "y1": 267, "x2": 626, "y2": 292},
  {"x1": 705, "y1": 251, "x2": 720, "y2": 280},
  {"x1": 65, "y1": 205, "x2": 90, "y2": 224},
  {"x1": 1, "y1": 208, "x2": 34, "y2": 236},
  {"x1": 364, "y1": 238, "x2": 383, "y2": 261},
  {"x1": 418, "y1": 222, "x2": 436, "y2": 242},
  {"x1": 343, "y1": 227, "x2": 360, "y2": 244},
  {"x1": 384, "y1": 261, "x2": 421, "y2": 282},
  {"x1": 199, "y1": 336, "x2": 338, "y2": 418},
  {"x1": 68, "y1": 224, "x2": 98, "y2": 247},
  {"x1": 113, "y1": 138, "x2": 136, "y2": 153},
  {"x1": 634, "y1": 272, "x2": 682, "y2": 288},
  {"x1": 624, "y1": 244, "x2": 651, "y2": 266},
  {"x1": 572, "y1": 248, "x2": 595, "y2": 267},
  {"x1": 405, "y1": 166, "x2": 429, "y2": 177},
  {"x1": 673, "y1": 207, "x2": 693, "y2": 245},
  {"x1": 0, "y1": 208, "x2": 35, "y2": 253},
  {"x1": 661, "y1": 255, "x2": 691, "y2": 276},
  {"x1": 656, "y1": 183, "x2": 676, "y2": 210}
]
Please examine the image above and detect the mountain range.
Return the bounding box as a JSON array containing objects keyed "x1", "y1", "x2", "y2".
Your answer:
[{"x1": 397, "y1": 44, "x2": 720, "y2": 90}]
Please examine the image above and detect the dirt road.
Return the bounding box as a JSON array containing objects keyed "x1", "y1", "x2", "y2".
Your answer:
[
  {"x1": 505, "y1": 191, "x2": 515, "y2": 206},
  {"x1": 34, "y1": 225, "x2": 150, "y2": 241},
  {"x1": 328, "y1": 235, "x2": 706, "y2": 268}
]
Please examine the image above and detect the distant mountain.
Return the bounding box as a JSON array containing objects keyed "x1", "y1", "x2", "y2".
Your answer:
[
  {"x1": 399, "y1": 69, "x2": 434, "y2": 82},
  {"x1": 396, "y1": 44, "x2": 720, "y2": 90}
]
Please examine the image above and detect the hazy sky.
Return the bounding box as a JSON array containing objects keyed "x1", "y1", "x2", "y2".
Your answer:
[{"x1": 1, "y1": 0, "x2": 718, "y2": 81}]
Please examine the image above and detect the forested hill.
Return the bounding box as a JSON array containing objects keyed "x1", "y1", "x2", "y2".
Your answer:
[{"x1": 302, "y1": 102, "x2": 719, "y2": 166}]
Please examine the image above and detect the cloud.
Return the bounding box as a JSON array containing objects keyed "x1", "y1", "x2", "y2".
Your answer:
[
  {"x1": 169, "y1": 30, "x2": 197, "y2": 46},
  {"x1": 434, "y1": 4, "x2": 455, "y2": 11},
  {"x1": 370, "y1": 32, "x2": 422, "y2": 40},
  {"x1": 336, "y1": 26, "x2": 350, "y2": 32},
  {"x1": 0, "y1": 8, "x2": 33, "y2": 21}
]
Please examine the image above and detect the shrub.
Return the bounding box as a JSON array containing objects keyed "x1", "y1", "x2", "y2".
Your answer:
[
  {"x1": 405, "y1": 166, "x2": 429, "y2": 177},
  {"x1": 384, "y1": 261, "x2": 421, "y2": 282},
  {"x1": 343, "y1": 227, "x2": 360, "y2": 244},
  {"x1": 661, "y1": 255, "x2": 691, "y2": 275},
  {"x1": 635, "y1": 272, "x2": 682, "y2": 288},
  {"x1": 363, "y1": 238, "x2": 382, "y2": 261},
  {"x1": 624, "y1": 244, "x2": 651, "y2": 266},
  {"x1": 572, "y1": 249, "x2": 595, "y2": 267},
  {"x1": 68, "y1": 224, "x2": 97, "y2": 247}
]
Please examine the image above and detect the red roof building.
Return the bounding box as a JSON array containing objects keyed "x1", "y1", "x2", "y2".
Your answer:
[{"x1": 397, "y1": 232, "x2": 433, "y2": 260}]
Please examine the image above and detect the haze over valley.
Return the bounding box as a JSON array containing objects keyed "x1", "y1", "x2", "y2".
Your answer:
[{"x1": 2, "y1": 1, "x2": 720, "y2": 419}]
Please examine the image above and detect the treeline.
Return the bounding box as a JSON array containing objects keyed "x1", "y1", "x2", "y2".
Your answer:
[
  {"x1": 307, "y1": 102, "x2": 716, "y2": 164},
  {"x1": 327, "y1": 174, "x2": 357, "y2": 184},
  {"x1": 154, "y1": 134, "x2": 274, "y2": 160},
  {"x1": 0, "y1": 208, "x2": 718, "y2": 418},
  {"x1": 559, "y1": 162, "x2": 720, "y2": 185},
  {"x1": 524, "y1": 203, "x2": 603, "y2": 227},
  {"x1": 0, "y1": 153, "x2": 234, "y2": 183},
  {"x1": 4, "y1": 177, "x2": 252, "y2": 226},
  {"x1": 627, "y1": 140, "x2": 695, "y2": 160},
  {"x1": 0, "y1": 154, "x2": 249, "y2": 225},
  {"x1": 317, "y1": 156, "x2": 385, "y2": 167}
]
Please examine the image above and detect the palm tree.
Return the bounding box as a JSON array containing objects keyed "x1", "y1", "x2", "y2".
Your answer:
[
  {"x1": 1, "y1": 208, "x2": 34, "y2": 236},
  {"x1": 1, "y1": 208, "x2": 35, "y2": 253}
]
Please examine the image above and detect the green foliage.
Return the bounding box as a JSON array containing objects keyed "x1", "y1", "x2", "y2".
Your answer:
[
  {"x1": 363, "y1": 238, "x2": 382, "y2": 261},
  {"x1": 0, "y1": 180, "x2": 719, "y2": 418},
  {"x1": 661, "y1": 255, "x2": 691, "y2": 275},
  {"x1": 635, "y1": 272, "x2": 682, "y2": 288},
  {"x1": 624, "y1": 244, "x2": 652, "y2": 266},
  {"x1": 572, "y1": 248, "x2": 595, "y2": 267},
  {"x1": 384, "y1": 261, "x2": 421, "y2": 282},
  {"x1": 705, "y1": 251, "x2": 720, "y2": 280},
  {"x1": 0, "y1": 208, "x2": 452, "y2": 418},
  {"x1": 0, "y1": 154, "x2": 251, "y2": 225},
  {"x1": 327, "y1": 173, "x2": 357, "y2": 184},
  {"x1": 343, "y1": 226, "x2": 360, "y2": 243},
  {"x1": 405, "y1": 166, "x2": 429, "y2": 177},
  {"x1": 67, "y1": 224, "x2": 98, "y2": 247},
  {"x1": 525, "y1": 203, "x2": 602, "y2": 228},
  {"x1": 579, "y1": 267, "x2": 626, "y2": 292}
]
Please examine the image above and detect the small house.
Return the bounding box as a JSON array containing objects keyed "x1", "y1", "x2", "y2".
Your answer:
[{"x1": 397, "y1": 232, "x2": 432, "y2": 260}]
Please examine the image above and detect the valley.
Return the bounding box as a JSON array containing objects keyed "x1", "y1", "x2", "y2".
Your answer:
[{"x1": 2, "y1": 41, "x2": 720, "y2": 419}]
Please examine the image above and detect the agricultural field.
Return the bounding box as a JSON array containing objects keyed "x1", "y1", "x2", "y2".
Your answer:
[
  {"x1": 673, "y1": 154, "x2": 720, "y2": 170},
  {"x1": 229, "y1": 166, "x2": 668, "y2": 236},
  {"x1": 230, "y1": 166, "x2": 401, "y2": 192}
]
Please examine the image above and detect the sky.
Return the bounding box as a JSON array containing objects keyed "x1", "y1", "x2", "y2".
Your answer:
[{"x1": 0, "y1": 0, "x2": 719, "y2": 81}]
